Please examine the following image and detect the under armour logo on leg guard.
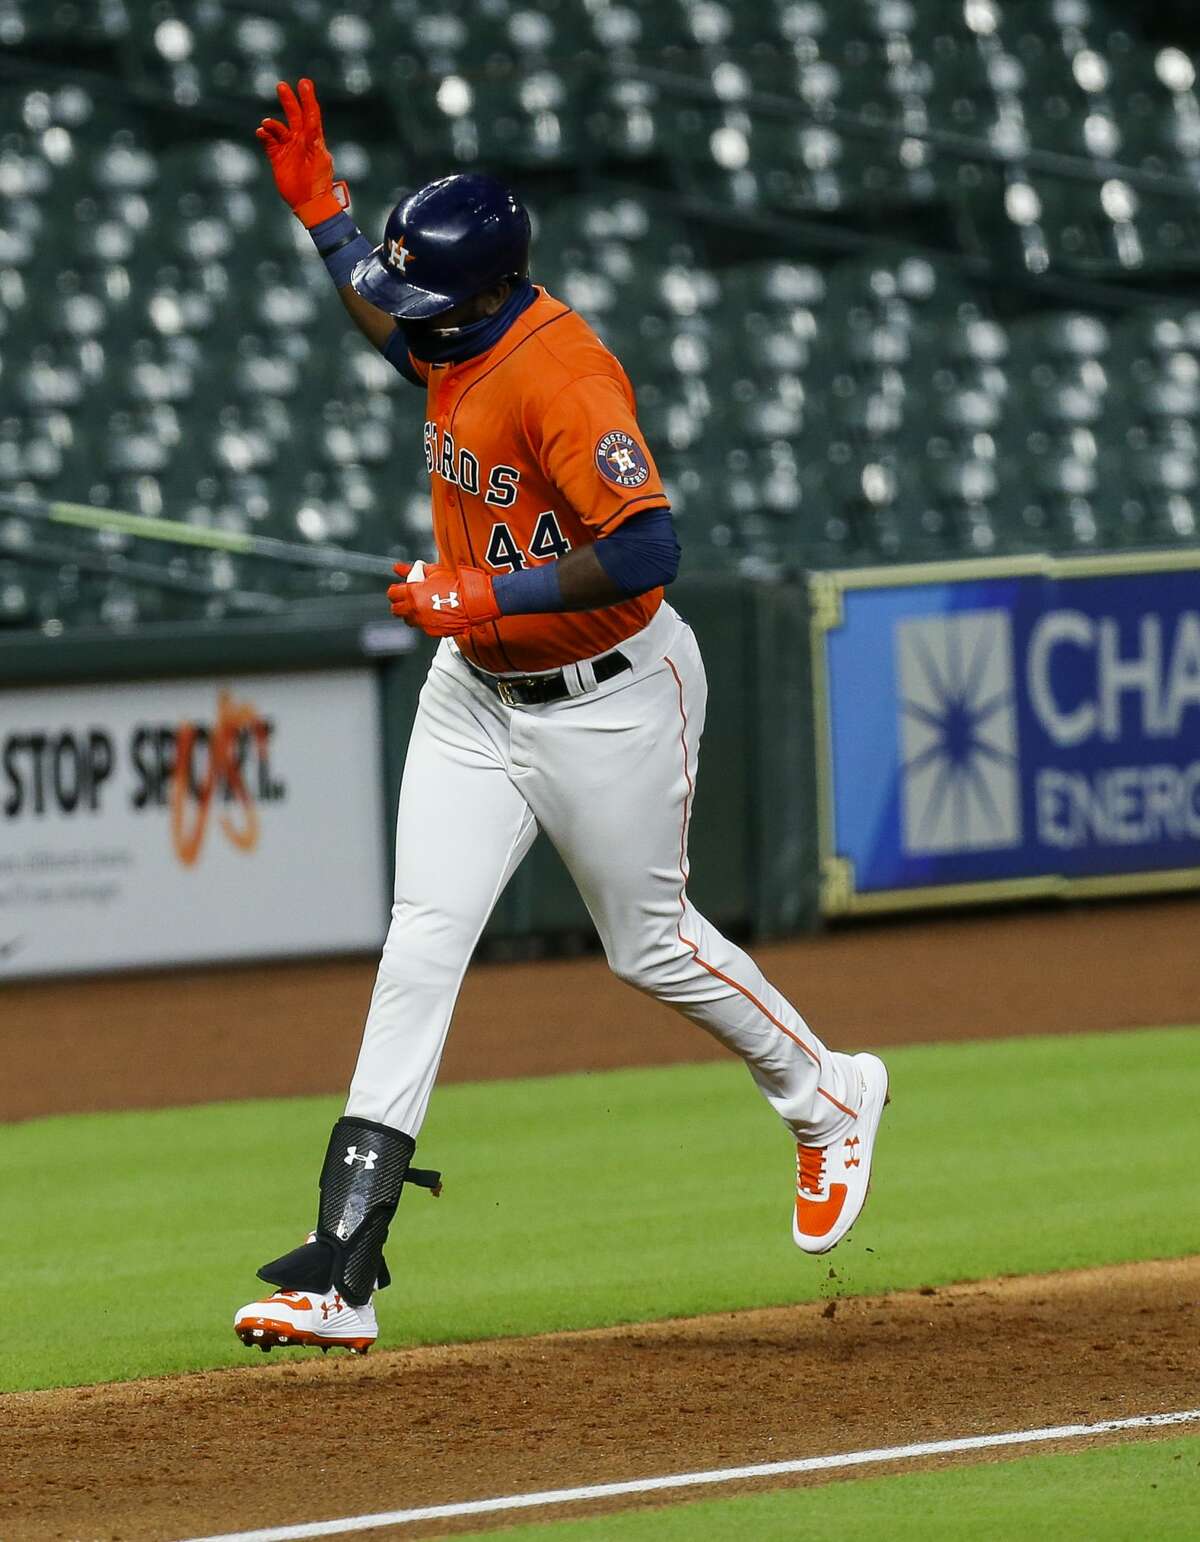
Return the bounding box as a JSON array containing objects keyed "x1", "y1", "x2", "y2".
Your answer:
[{"x1": 344, "y1": 1146, "x2": 378, "y2": 1169}]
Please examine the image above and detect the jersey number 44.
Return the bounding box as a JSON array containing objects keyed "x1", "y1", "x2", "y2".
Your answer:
[
  {"x1": 485, "y1": 510, "x2": 572, "y2": 571},
  {"x1": 425, "y1": 420, "x2": 573, "y2": 573}
]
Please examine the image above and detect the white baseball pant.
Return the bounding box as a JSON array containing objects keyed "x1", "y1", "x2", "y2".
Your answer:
[{"x1": 346, "y1": 602, "x2": 863, "y2": 1143}]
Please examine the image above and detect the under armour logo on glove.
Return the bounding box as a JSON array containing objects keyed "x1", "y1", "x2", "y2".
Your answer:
[
  {"x1": 387, "y1": 561, "x2": 501, "y2": 638},
  {"x1": 344, "y1": 1145, "x2": 378, "y2": 1169}
]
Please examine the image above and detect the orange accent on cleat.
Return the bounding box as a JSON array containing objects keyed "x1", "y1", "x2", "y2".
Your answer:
[
  {"x1": 794, "y1": 1182, "x2": 849, "y2": 1237},
  {"x1": 795, "y1": 1142, "x2": 851, "y2": 1236},
  {"x1": 234, "y1": 1316, "x2": 373, "y2": 1353},
  {"x1": 797, "y1": 1144, "x2": 825, "y2": 1196},
  {"x1": 793, "y1": 1053, "x2": 890, "y2": 1254}
]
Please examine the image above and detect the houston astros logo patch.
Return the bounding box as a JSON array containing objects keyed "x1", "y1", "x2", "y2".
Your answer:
[{"x1": 596, "y1": 429, "x2": 650, "y2": 488}]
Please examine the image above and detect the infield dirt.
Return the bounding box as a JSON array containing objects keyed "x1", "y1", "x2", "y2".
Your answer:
[{"x1": 6, "y1": 1258, "x2": 1199, "y2": 1541}]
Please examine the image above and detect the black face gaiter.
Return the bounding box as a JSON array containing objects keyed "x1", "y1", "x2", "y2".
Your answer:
[{"x1": 402, "y1": 279, "x2": 538, "y2": 365}]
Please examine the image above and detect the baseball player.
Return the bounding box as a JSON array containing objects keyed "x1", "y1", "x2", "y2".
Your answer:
[{"x1": 234, "y1": 79, "x2": 889, "y2": 1354}]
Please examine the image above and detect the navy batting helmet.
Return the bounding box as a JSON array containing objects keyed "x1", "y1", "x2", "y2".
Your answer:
[{"x1": 351, "y1": 173, "x2": 531, "y2": 321}]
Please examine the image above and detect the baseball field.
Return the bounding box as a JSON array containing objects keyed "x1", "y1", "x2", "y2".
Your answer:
[{"x1": 4, "y1": 896, "x2": 1199, "y2": 1539}]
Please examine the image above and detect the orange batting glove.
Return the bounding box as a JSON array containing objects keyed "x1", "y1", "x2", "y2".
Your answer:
[
  {"x1": 388, "y1": 562, "x2": 502, "y2": 637},
  {"x1": 255, "y1": 77, "x2": 349, "y2": 228}
]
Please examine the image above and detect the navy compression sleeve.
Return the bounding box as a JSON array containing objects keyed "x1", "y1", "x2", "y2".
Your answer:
[
  {"x1": 309, "y1": 212, "x2": 424, "y2": 387},
  {"x1": 493, "y1": 506, "x2": 680, "y2": 616},
  {"x1": 309, "y1": 211, "x2": 372, "y2": 287},
  {"x1": 593, "y1": 505, "x2": 680, "y2": 593}
]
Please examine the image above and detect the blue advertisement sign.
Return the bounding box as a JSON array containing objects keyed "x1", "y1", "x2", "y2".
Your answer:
[{"x1": 813, "y1": 554, "x2": 1200, "y2": 912}]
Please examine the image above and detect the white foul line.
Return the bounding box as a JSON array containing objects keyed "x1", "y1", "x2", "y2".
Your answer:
[{"x1": 177, "y1": 1407, "x2": 1200, "y2": 1542}]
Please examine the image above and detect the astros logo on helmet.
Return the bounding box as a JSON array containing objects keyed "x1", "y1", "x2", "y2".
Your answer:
[{"x1": 352, "y1": 173, "x2": 531, "y2": 321}]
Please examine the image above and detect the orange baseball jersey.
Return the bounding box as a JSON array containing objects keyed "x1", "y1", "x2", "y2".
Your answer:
[{"x1": 407, "y1": 286, "x2": 669, "y2": 673}]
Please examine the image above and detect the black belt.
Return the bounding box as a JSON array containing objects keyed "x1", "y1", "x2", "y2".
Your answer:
[{"x1": 462, "y1": 649, "x2": 631, "y2": 706}]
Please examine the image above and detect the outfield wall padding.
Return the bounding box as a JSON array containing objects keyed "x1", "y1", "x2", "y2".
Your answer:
[{"x1": 6, "y1": 549, "x2": 1198, "y2": 979}]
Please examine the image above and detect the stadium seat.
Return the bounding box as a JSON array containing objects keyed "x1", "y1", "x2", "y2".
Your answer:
[
  {"x1": 5, "y1": 0, "x2": 1200, "y2": 628},
  {"x1": 0, "y1": 559, "x2": 36, "y2": 627},
  {"x1": 399, "y1": 65, "x2": 582, "y2": 168}
]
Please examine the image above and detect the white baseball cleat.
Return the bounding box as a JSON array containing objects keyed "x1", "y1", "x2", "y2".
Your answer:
[
  {"x1": 234, "y1": 1286, "x2": 378, "y2": 1354},
  {"x1": 792, "y1": 1052, "x2": 890, "y2": 1254}
]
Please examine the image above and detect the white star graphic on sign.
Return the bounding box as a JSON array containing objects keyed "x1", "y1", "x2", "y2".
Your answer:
[
  {"x1": 895, "y1": 611, "x2": 1022, "y2": 854},
  {"x1": 388, "y1": 236, "x2": 413, "y2": 272}
]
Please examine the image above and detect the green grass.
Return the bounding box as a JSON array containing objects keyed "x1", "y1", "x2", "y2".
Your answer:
[
  {"x1": 2, "y1": 1026, "x2": 1198, "y2": 1393},
  {"x1": 442, "y1": 1434, "x2": 1200, "y2": 1541}
]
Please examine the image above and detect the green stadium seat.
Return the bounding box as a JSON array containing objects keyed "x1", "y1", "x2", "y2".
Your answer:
[
  {"x1": 798, "y1": 447, "x2": 914, "y2": 564},
  {"x1": 636, "y1": 388, "x2": 711, "y2": 460},
  {"x1": 157, "y1": 139, "x2": 293, "y2": 260},
  {"x1": 735, "y1": 314, "x2": 815, "y2": 382},
  {"x1": 1003, "y1": 313, "x2": 1106, "y2": 450},
  {"x1": 1109, "y1": 308, "x2": 1200, "y2": 429},
  {"x1": 754, "y1": 119, "x2": 851, "y2": 214},
  {"x1": 6, "y1": 0, "x2": 1200, "y2": 626},
  {"x1": 0, "y1": 0, "x2": 129, "y2": 46},
  {"x1": 1016, "y1": 309, "x2": 1110, "y2": 365},
  {"x1": 141, "y1": 282, "x2": 222, "y2": 349},
  {"x1": 922, "y1": 453, "x2": 1002, "y2": 554},
  {"x1": 666, "y1": 104, "x2": 767, "y2": 212},
  {"x1": 822, "y1": 254, "x2": 975, "y2": 333},
  {"x1": 1038, "y1": 179, "x2": 1150, "y2": 272},
  {"x1": 0, "y1": 416, "x2": 61, "y2": 488},
  {"x1": 13, "y1": 346, "x2": 87, "y2": 414},
  {"x1": 1094, "y1": 440, "x2": 1198, "y2": 548},
  {"x1": 1112, "y1": 45, "x2": 1200, "y2": 180},
  {"x1": 399, "y1": 65, "x2": 583, "y2": 168},
  {"x1": 925, "y1": 380, "x2": 1006, "y2": 449},
  {"x1": 909, "y1": 321, "x2": 1010, "y2": 471},
  {"x1": 0, "y1": 560, "x2": 36, "y2": 627},
  {"x1": 727, "y1": 376, "x2": 808, "y2": 445},
  {"x1": 90, "y1": 132, "x2": 158, "y2": 199},
  {"x1": 584, "y1": 75, "x2": 662, "y2": 158},
  {"x1": 720, "y1": 258, "x2": 827, "y2": 314},
  {"x1": 312, "y1": 11, "x2": 378, "y2": 99},
  {"x1": 140, "y1": 6, "x2": 327, "y2": 106},
  {"x1": 228, "y1": 339, "x2": 300, "y2": 403},
  {"x1": 28, "y1": 565, "x2": 100, "y2": 630},
  {"x1": 1021, "y1": 448, "x2": 1105, "y2": 550}
]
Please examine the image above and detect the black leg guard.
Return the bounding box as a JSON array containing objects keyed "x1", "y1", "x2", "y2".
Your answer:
[{"x1": 257, "y1": 1117, "x2": 418, "y2": 1307}]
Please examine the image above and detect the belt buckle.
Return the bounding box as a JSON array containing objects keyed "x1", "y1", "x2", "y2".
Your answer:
[{"x1": 497, "y1": 678, "x2": 518, "y2": 707}]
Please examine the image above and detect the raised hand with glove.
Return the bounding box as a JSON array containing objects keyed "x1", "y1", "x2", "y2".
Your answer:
[
  {"x1": 256, "y1": 77, "x2": 348, "y2": 228},
  {"x1": 255, "y1": 78, "x2": 398, "y2": 351},
  {"x1": 388, "y1": 562, "x2": 502, "y2": 638}
]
